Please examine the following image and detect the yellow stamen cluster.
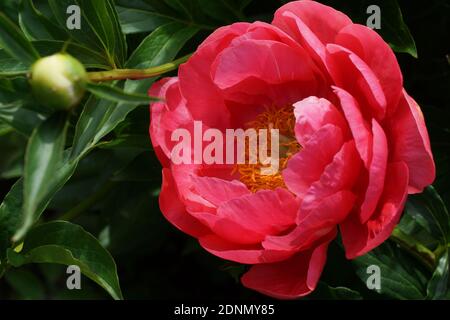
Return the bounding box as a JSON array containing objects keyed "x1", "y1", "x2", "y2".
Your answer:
[{"x1": 236, "y1": 106, "x2": 301, "y2": 192}]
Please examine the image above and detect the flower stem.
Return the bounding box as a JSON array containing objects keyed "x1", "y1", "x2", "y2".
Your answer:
[
  {"x1": 87, "y1": 54, "x2": 191, "y2": 82},
  {"x1": 390, "y1": 227, "x2": 436, "y2": 271}
]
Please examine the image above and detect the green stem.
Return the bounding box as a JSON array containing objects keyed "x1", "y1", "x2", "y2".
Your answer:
[
  {"x1": 87, "y1": 54, "x2": 191, "y2": 82},
  {"x1": 390, "y1": 228, "x2": 436, "y2": 271},
  {"x1": 58, "y1": 181, "x2": 116, "y2": 221}
]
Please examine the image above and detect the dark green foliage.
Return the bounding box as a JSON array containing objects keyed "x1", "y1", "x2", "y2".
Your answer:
[{"x1": 0, "y1": 0, "x2": 449, "y2": 300}]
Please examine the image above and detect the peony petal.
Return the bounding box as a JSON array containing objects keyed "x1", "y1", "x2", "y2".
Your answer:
[
  {"x1": 199, "y1": 234, "x2": 293, "y2": 264},
  {"x1": 273, "y1": 0, "x2": 352, "y2": 66},
  {"x1": 299, "y1": 140, "x2": 361, "y2": 218},
  {"x1": 333, "y1": 86, "x2": 373, "y2": 168},
  {"x1": 335, "y1": 24, "x2": 403, "y2": 113},
  {"x1": 263, "y1": 190, "x2": 356, "y2": 252},
  {"x1": 179, "y1": 23, "x2": 250, "y2": 129},
  {"x1": 160, "y1": 168, "x2": 210, "y2": 238},
  {"x1": 217, "y1": 188, "x2": 299, "y2": 238},
  {"x1": 340, "y1": 162, "x2": 409, "y2": 259},
  {"x1": 191, "y1": 189, "x2": 299, "y2": 245},
  {"x1": 150, "y1": 77, "x2": 191, "y2": 165},
  {"x1": 293, "y1": 96, "x2": 349, "y2": 146},
  {"x1": 212, "y1": 39, "x2": 318, "y2": 107},
  {"x1": 191, "y1": 176, "x2": 250, "y2": 208},
  {"x1": 192, "y1": 211, "x2": 267, "y2": 245},
  {"x1": 241, "y1": 230, "x2": 335, "y2": 299},
  {"x1": 283, "y1": 124, "x2": 344, "y2": 198},
  {"x1": 389, "y1": 91, "x2": 435, "y2": 193},
  {"x1": 359, "y1": 119, "x2": 388, "y2": 223},
  {"x1": 327, "y1": 44, "x2": 387, "y2": 120}
]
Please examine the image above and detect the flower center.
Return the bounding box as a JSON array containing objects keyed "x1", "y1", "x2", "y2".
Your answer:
[{"x1": 236, "y1": 106, "x2": 301, "y2": 192}]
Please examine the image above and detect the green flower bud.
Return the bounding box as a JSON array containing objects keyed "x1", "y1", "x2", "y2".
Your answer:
[{"x1": 30, "y1": 53, "x2": 87, "y2": 111}]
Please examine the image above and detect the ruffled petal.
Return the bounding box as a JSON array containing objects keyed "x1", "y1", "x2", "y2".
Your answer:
[
  {"x1": 333, "y1": 86, "x2": 373, "y2": 168},
  {"x1": 199, "y1": 234, "x2": 293, "y2": 264},
  {"x1": 340, "y1": 162, "x2": 409, "y2": 259},
  {"x1": 179, "y1": 23, "x2": 250, "y2": 129},
  {"x1": 190, "y1": 176, "x2": 250, "y2": 208},
  {"x1": 299, "y1": 140, "x2": 361, "y2": 218},
  {"x1": 283, "y1": 124, "x2": 344, "y2": 198},
  {"x1": 335, "y1": 24, "x2": 403, "y2": 113},
  {"x1": 327, "y1": 44, "x2": 387, "y2": 120},
  {"x1": 293, "y1": 96, "x2": 349, "y2": 146},
  {"x1": 241, "y1": 230, "x2": 335, "y2": 299},
  {"x1": 389, "y1": 91, "x2": 435, "y2": 193},
  {"x1": 160, "y1": 168, "x2": 210, "y2": 238},
  {"x1": 212, "y1": 39, "x2": 318, "y2": 107},
  {"x1": 359, "y1": 119, "x2": 388, "y2": 223},
  {"x1": 273, "y1": 0, "x2": 351, "y2": 65},
  {"x1": 263, "y1": 190, "x2": 356, "y2": 251}
]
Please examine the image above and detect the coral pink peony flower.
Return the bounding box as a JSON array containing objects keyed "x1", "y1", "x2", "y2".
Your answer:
[{"x1": 149, "y1": 0, "x2": 435, "y2": 299}]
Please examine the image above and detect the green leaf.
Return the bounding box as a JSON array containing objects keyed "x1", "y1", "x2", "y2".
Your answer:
[
  {"x1": 353, "y1": 241, "x2": 428, "y2": 299},
  {"x1": 0, "y1": 155, "x2": 79, "y2": 258},
  {"x1": 0, "y1": 12, "x2": 40, "y2": 65},
  {"x1": 7, "y1": 220, "x2": 123, "y2": 300},
  {"x1": 116, "y1": 6, "x2": 171, "y2": 34},
  {"x1": 125, "y1": 22, "x2": 199, "y2": 69},
  {"x1": 405, "y1": 186, "x2": 450, "y2": 244},
  {"x1": 427, "y1": 250, "x2": 449, "y2": 300},
  {"x1": 378, "y1": 0, "x2": 418, "y2": 58},
  {"x1": 124, "y1": 22, "x2": 198, "y2": 95},
  {"x1": 71, "y1": 22, "x2": 198, "y2": 159},
  {"x1": 85, "y1": 82, "x2": 158, "y2": 104},
  {"x1": 0, "y1": 180, "x2": 24, "y2": 260},
  {"x1": 0, "y1": 100, "x2": 46, "y2": 135},
  {"x1": 116, "y1": 1, "x2": 214, "y2": 34},
  {"x1": 19, "y1": 0, "x2": 68, "y2": 41},
  {"x1": 15, "y1": 112, "x2": 69, "y2": 241},
  {"x1": 0, "y1": 40, "x2": 111, "y2": 76},
  {"x1": 76, "y1": 0, "x2": 127, "y2": 67},
  {"x1": 47, "y1": 0, "x2": 103, "y2": 51}
]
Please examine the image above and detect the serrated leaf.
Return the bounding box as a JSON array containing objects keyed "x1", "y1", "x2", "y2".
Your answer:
[{"x1": 7, "y1": 221, "x2": 123, "y2": 300}]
